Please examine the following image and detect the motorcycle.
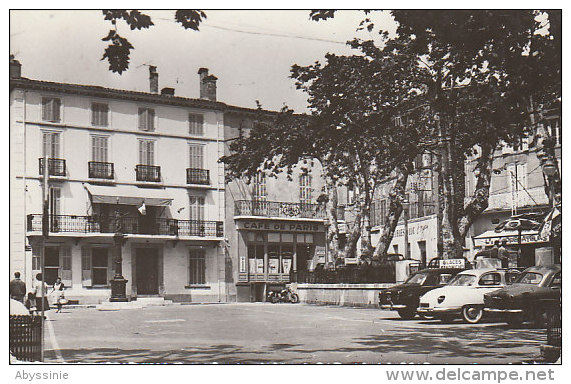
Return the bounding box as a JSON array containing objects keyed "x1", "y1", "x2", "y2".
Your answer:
[{"x1": 266, "y1": 286, "x2": 299, "y2": 304}]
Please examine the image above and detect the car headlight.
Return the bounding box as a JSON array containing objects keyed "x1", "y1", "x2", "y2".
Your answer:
[{"x1": 437, "y1": 295, "x2": 445, "y2": 304}]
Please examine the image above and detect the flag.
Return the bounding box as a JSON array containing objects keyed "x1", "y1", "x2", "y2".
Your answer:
[{"x1": 138, "y1": 202, "x2": 146, "y2": 215}]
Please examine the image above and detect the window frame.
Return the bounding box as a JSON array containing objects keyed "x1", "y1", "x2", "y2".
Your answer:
[
  {"x1": 253, "y1": 172, "x2": 267, "y2": 201},
  {"x1": 188, "y1": 113, "x2": 205, "y2": 136},
  {"x1": 91, "y1": 102, "x2": 110, "y2": 127},
  {"x1": 188, "y1": 249, "x2": 206, "y2": 286},
  {"x1": 91, "y1": 134, "x2": 110, "y2": 163},
  {"x1": 138, "y1": 107, "x2": 156, "y2": 132},
  {"x1": 188, "y1": 143, "x2": 205, "y2": 169},
  {"x1": 138, "y1": 139, "x2": 156, "y2": 166},
  {"x1": 41, "y1": 96, "x2": 62, "y2": 123},
  {"x1": 299, "y1": 173, "x2": 312, "y2": 205}
]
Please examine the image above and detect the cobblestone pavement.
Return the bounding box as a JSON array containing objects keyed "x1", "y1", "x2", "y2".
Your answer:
[{"x1": 43, "y1": 303, "x2": 547, "y2": 364}]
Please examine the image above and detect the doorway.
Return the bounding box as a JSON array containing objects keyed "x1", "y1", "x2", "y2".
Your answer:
[{"x1": 136, "y1": 248, "x2": 159, "y2": 295}]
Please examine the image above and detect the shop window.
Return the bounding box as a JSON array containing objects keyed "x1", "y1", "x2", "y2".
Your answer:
[
  {"x1": 248, "y1": 244, "x2": 265, "y2": 274},
  {"x1": 189, "y1": 250, "x2": 206, "y2": 285},
  {"x1": 296, "y1": 233, "x2": 314, "y2": 243},
  {"x1": 268, "y1": 233, "x2": 281, "y2": 242}
]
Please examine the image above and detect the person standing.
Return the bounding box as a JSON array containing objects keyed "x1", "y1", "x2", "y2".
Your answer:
[
  {"x1": 32, "y1": 273, "x2": 50, "y2": 314},
  {"x1": 498, "y1": 239, "x2": 510, "y2": 268},
  {"x1": 51, "y1": 277, "x2": 65, "y2": 313},
  {"x1": 490, "y1": 240, "x2": 500, "y2": 259},
  {"x1": 9, "y1": 272, "x2": 26, "y2": 303}
]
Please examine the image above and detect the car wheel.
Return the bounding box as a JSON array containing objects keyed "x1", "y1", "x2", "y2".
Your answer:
[
  {"x1": 397, "y1": 308, "x2": 416, "y2": 320},
  {"x1": 462, "y1": 305, "x2": 483, "y2": 324},
  {"x1": 533, "y1": 309, "x2": 548, "y2": 329}
]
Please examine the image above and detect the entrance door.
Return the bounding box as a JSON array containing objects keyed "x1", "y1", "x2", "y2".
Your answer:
[
  {"x1": 136, "y1": 249, "x2": 159, "y2": 295},
  {"x1": 44, "y1": 246, "x2": 60, "y2": 285}
]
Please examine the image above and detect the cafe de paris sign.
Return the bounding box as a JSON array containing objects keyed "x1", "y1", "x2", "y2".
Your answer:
[{"x1": 236, "y1": 220, "x2": 324, "y2": 233}]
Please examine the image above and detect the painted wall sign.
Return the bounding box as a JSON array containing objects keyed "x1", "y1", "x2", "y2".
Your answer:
[{"x1": 237, "y1": 221, "x2": 324, "y2": 233}]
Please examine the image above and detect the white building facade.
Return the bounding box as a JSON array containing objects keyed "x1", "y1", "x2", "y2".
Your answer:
[{"x1": 10, "y1": 58, "x2": 228, "y2": 304}]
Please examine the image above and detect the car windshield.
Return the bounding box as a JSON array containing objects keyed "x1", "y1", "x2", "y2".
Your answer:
[
  {"x1": 517, "y1": 272, "x2": 544, "y2": 285},
  {"x1": 447, "y1": 274, "x2": 477, "y2": 286},
  {"x1": 405, "y1": 272, "x2": 428, "y2": 285}
]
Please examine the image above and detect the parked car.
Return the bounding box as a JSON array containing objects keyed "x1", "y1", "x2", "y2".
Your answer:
[
  {"x1": 483, "y1": 264, "x2": 561, "y2": 327},
  {"x1": 378, "y1": 268, "x2": 464, "y2": 319},
  {"x1": 417, "y1": 268, "x2": 520, "y2": 323}
]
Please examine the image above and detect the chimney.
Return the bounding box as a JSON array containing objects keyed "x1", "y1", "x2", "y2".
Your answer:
[
  {"x1": 161, "y1": 87, "x2": 175, "y2": 96},
  {"x1": 149, "y1": 65, "x2": 158, "y2": 93},
  {"x1": 10, "y1": 55, "x2": 21, "y2": 79},
  {"x1": 198, "y1": 67, "x2": 217, "y2": 101}
]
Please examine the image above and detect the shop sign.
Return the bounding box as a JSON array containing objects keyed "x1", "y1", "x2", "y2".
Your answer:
[
  {"x1": 475, "y1": 233, "x2": 542, "y2": 247},
  {"x1": 439, "y1": 259, "x2": 465, "y2": 269},
  {"x1": 344, "y1": 258, "x2": 359, "y2": 265},
  {"x1": 237, "y1": 221, "x2": 324, "y2": 232}
]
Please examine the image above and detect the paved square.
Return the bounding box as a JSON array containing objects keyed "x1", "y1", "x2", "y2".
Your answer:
[{"x1": 44, "y1": 303, "x2": 546, "y2": 364}]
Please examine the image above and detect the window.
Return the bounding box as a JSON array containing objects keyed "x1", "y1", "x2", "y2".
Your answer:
[
  {"x1": 253, "y1": 172, "x2": 267, "y2": 201},
  {"x1": 42, "y1": 131, "x2": 61, "y2": 158},
  {"x1": 507, "y1": 163, "x2": 528, "y2": 206},
  {"x1": 92, "y1": 136, "x2": 109, "y2": 162},
  {"x1": 91, "y1": 103, "x2": 109, "y2": 126},
  {"x1": 139, "y1": 140, "x2": 155, "y2": 165},
  {"x1": 299, "y1": 174, "x2": 312, "y2": 205},
  {"x1": 42, "y1": 97, "x2": 61, "y2": 122},
  {"x1": 550, "y1": 272, "x2": 561, "y2": 288},
  {"x1": 479, "y1": 272, "x2": 502, "y2": 286},
  {"x1": 189, "y1": 113, "x2": 204, "y2": 135},
  {"x1": 189, "y1": 144, "x2": 204, "y2": 169},
  {"x1": 189, "y1": 196, "x2": 205, "y2": 221},
  {"x1": 81, "y1": 247, "x2": 111, "y2": 287},
  {"x1": 40, "y1": 246, "x2": 72, "y2": 285},
  {"x1": 91, "y1": 248, "x2": 109, "y2": 285},
  {"x1": 189, "y1": 250, "x2": 206, "y2": 285},
  {"x1": 138, "y1": 107, "x2": 155, "y2": 131},
  {"x1": 49, "y1": 187, "x2": 61, "y2": 216},
  {"x1": 545, "y1": 118, "x2": 562, "y2": 146}
]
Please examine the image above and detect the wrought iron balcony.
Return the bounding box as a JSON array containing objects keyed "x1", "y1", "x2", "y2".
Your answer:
[
  {"x1": 186, "y1": 168, "x2": 210, "y2": 185},
  {"x1": 234, "y1": 200, "x2": 327, "y2": 219},
  {"x1": 136, "y1": 165, "x2": 161, "y2": 182},
  {"x1": 27, "y1": 214, "x2": 223, "y2": 238},
  {"x1": 88, "y1": 161, "x2": 114, "y2": 179},
  {"x1": 38, "y1": 158, "x2": 66, "y2": 177}
]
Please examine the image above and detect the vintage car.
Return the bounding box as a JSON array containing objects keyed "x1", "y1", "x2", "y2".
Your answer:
[
  {"x1": 378, "y1": 268, "x2": 464, "y2": 319},
  {"x1": 483, "y1": 264, "x2": 561, "y2": 327},
  {"x1": 417, "y1": 268, "x2": 520, "y2": 324}
]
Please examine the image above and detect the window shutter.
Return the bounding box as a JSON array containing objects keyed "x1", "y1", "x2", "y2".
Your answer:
[
  {"x1": 42, "y1": 99, "x2": 49, "y2": 121},
  {"x1": 61, "y1": 246, "x2": 72, "y2": 285},
  {"x1": 81, "y1": 246, "x2": 92, "y2": 287},
  {"x1": 53, "y1": 98, "x2": 61, "y2": 122},
  {"x1": 139, "y1": 108, "x2": 147, "y2": 131}
]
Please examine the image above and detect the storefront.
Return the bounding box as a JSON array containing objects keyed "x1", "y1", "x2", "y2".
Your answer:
[
  {"x1": 370, "y1": 215, "x2": 438, "y2": 266},
  {"x1": 472, "y1": 229, "x2": 548, "y2": 267},
  {"x1": 234, "y1": 219, "x2": 326, "y2": 302}
]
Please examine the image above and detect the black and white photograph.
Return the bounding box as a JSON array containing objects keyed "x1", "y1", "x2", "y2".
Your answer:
[{"x1": 7, "y1": 5, "x2": 564, "y2": 378}]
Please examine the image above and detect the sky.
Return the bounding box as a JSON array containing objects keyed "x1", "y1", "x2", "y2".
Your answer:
[{"x1": 10, "y1": 10, "x2": 396, "y2": 112}]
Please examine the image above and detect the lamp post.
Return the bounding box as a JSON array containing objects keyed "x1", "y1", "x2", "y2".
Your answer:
[{"x1": 109, "y1": 198, "x2": 128, "y2": 302}]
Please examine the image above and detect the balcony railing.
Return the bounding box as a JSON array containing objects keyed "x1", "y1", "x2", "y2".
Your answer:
[
  {"x1": 27, "y1": 214, "x2": 223, "y2": 237},
  {"x1": 88, "y1": 161, "x2": 114, "y2": 179},
  {"x1": 186, "y1": 168, "x2": 210, "y2": 185},
  {"x1": 235, "y1": 200, "x2": 327, "y2": 219},
  {"x1": 38, "y1": 158, "x2": 66, "y2": 177},
  {"x1": 136, "y1": 165, "x2": 161, "y2": 182}
]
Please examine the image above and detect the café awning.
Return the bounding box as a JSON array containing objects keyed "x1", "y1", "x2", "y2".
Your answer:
[
  {"x1": 83, "y1": 183, "x2": 172, "y2": 206},
  {"x1": 473, "y1": 229, "x2": 542, "y2": 246}
]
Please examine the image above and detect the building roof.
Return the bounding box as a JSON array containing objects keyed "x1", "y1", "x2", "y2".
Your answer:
[{"x1": 10, "y1": 77, "x2": 278, "y2": 117}]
